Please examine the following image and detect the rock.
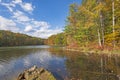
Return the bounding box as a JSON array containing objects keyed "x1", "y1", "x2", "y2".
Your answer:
[
  {"x1": 28, "y1": 65, "x2": 37, "y2": 72},
  {"x1": 17, "y1": 66, "x2": 56, "y2": 80}
]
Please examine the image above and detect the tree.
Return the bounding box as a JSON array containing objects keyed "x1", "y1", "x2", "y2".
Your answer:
[
  {"x1": 0, "y1": 30, "x2": 44, "y2": 46},
  {"x1": 64, "y1": 0, "x2": 120, "y2": 49}
]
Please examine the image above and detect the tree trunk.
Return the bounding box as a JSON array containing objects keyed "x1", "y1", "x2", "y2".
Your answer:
[
  {"x1": 112, "y1": 0, "x2": 116, "y2": 48},
  {"x1": 97, "y1": 0, "x2": 104, "y2": 48},
  {"x1": 100, "y1": 11, "x2": 104, "y2": 47},
  {"x1": 98, "y1": 29, "x2": 102, "y2": 47}
]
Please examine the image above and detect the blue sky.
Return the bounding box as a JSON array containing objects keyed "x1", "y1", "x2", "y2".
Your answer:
[{"x1": 0, "y1": 0, "x2": 81, "y2": 38}]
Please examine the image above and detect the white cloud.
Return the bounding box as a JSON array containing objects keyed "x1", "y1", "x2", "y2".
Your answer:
[
  {"x1": 24, "y1": 25, "x2": 33, "y2": 32},
  {"x1": 23, "y1": 20, "x2": 63, "y2": 38},
  {"x1": 0, "y1": 15, "x2": 62, "y2": 39},
  {"x1": 0, "y1": 0, "x2": 63, "y2": 39},
  {"x1": 32, "y1": 21, "x2": 50, "y2": 28},
  {"x1": 12, "y1": 0, "x2": 22, "y2": 4},
  {"x1": 0, "y1": 16, "x2": 19, "y2": 32},
  {"x1": 20, "y1": 3, "x2": 34, "y2": 12},
  {"x1": 32, "y1": 28, "x2": 63, "y2": 39},
  {"x1": 1, "y1": 0, "x2": 34, "y2": 13},
  {"x1": 13, "y1": 10, "x2": 31, "y2": 22},
  {"x1": 0, "y1": 2, "x2": 15, "y2": 12}
]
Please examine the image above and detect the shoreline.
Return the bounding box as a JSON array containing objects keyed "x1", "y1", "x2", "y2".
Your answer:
[{"x1": 64, "y1": 47, "x2": 120, "y2": 55}]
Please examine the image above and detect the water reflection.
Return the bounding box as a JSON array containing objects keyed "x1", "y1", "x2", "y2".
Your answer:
[
  {"x1": 0, "y1": 46, "x2": 67, "y2": 80},
  {"x1": 0, "y1": 46, "x2": 120, "y2": 80},
  {"x1": 65, "y1": 52, "x2": 120, "y2": 80}
]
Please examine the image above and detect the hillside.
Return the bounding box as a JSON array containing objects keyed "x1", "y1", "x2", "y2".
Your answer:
[{"x1": 0, "y1": 30, "x2": 44, "y2": 46}]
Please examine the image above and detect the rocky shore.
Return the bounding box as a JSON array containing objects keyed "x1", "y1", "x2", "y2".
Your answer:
[{"x1": 17, "y1": 65, "x2": 56, "y2": 80}]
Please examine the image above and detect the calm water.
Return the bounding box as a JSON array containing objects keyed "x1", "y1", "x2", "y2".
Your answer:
[{"x1": 0, "y1": 45, "x2": 120, "y2": 80}]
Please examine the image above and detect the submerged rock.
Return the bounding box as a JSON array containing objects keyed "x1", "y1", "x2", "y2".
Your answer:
[{"x1": 17, "y1": 65, "x2": 56, "y2": 80}]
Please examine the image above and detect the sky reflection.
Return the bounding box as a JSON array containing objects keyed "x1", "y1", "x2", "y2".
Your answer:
[{"x1": 0, "y1": 46, "x2": 67, "y2": 80}]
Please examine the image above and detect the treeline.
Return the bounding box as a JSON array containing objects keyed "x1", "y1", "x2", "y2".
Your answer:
[
  {"x1": 46, "y1": 33, "x2": 67, "y2": 46},
  {"x1": 0, "y1": 30, "x2": 44, "y2": 46},
  {"x1": 47, "y1": 0, "x2": 120, "y2": 49}
]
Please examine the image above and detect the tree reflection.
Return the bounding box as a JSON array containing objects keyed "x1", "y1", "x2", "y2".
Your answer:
[
  {"x1": 65, "y1": 52, "x2": 120, "y2": 80},
  {"x1": 48, "y1": 47, "x2": 120, "y2": 80}
]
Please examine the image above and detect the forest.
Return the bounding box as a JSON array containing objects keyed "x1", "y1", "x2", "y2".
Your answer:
[
  {"x1": 47, "y1": 0, "x2": 120, "y2": 50},
  {"x1": 0, "y1": 0, "x2": 120, "y2": 50},
  {"x1": 1, "y1": 0, "x2": 120, "y2": 80},
  {"x1": 0, "y1": 30, "x2": 44, "y2": 46}
]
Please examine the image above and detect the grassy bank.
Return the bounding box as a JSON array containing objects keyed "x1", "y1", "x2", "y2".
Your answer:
[{"x1": 65, "y1": 46, "x2": 120, "y2": 55}]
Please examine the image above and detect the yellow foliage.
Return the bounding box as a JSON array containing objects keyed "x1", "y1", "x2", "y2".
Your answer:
[
  {"x1": 105, "y1": 32, "x2": 120, "y2": 46},
  {"x1": 84, "y1": 21, "x2": 95, "y2": 28}
]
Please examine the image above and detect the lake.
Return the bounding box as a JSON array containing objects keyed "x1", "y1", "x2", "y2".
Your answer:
[{"x1": 0, "y1": 45, "x2": 120, "y2": 80}]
